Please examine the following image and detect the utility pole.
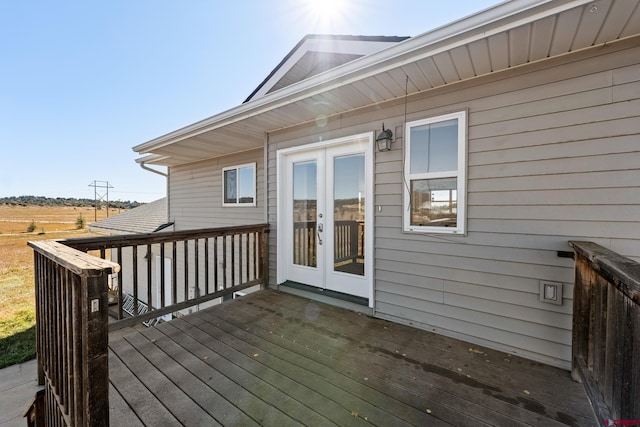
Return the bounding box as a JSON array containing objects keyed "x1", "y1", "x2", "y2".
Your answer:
[{"x1": 88, "y1": 180, "x2": 113, "y2": 221}]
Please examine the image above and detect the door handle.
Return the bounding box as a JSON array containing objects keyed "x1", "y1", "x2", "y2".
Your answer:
[{"x1": 317, "y1": 223, "x2": 323, "y2": 245}]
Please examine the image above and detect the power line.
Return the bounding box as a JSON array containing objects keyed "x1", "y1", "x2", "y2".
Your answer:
[{"x1": 88, "y1": 180, "x2": 113, "y2": 221}]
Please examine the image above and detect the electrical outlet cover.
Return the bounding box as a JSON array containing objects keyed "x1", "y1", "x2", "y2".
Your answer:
[{"x1": 539, "y1": 281, "x2": 563, "y2": 305}]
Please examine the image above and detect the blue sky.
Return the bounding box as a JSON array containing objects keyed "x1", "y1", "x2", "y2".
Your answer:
[{"x1": 0, "y1": 0, "x2": 499, "y2": 203}]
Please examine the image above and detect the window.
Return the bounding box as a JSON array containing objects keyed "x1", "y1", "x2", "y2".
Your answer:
[
  {"x1": 222, "y1": 163, "x2": 256, "y2": 206},
  {"x1": 404, "y1": 111, "x2": 466, "y2": 234}
]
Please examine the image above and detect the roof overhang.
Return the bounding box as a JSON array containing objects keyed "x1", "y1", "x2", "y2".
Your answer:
[
  {"x1": 245, "y1": 35, "x2": 410, "y2": 102},
  {"x1": 134, "y1": 0, "x2": 640, "y2": 167}
]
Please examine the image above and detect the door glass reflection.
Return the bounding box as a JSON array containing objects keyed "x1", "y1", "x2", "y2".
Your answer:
[
  {"x1": 333, "y1": 154, "x2": 365, "y2": 276},
  {"x1": 292, "y1": 161, "x2": 317, "y2": 267}
]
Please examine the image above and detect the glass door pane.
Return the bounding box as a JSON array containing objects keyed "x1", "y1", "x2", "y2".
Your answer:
[
  {"x1": 333, "y1": 154, "x2": 365, "y2": 276},
  {"x1": 292, "y1": 161, "x2": 317, "y2": 267}
]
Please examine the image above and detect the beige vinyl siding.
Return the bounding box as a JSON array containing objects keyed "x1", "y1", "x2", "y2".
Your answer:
[
  {"x1": 266, "y1": 40, "x2": 640, "y2": 369},
  {"x1": 168, "y1": 149, "x2": 265, "y2": 308},
  {"x1": 169, "y1": 148, "x2": 265, "y2": 230}
]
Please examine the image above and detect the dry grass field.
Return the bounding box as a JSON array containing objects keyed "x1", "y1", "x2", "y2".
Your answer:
[{"x1": 0, "y1": 205, "x2": 119, "y2": 367}]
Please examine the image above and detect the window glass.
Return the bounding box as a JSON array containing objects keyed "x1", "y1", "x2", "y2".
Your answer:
[
  {"x1": 404, "y1": 112, "x2": 466, "y2": 234},
  {"x1": 409, "y1": 119, "x2": 458, "y2": 174},
  {"x1": 224, "y1": 169, "x2": 237, "y2": 204},
  {"x1": 223, "y1": 163, "x2": 255, "y2": 206},
  {"x1": 410, "y1": 178, "x2": 457, "y2": 227},
  {"x1": 238, "y1": 166, "x2": 254, "y2": 204}
]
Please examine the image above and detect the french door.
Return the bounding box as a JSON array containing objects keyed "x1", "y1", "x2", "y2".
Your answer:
[{"x1": 278, "y1": 135, "x2": 372, "y2": 302}]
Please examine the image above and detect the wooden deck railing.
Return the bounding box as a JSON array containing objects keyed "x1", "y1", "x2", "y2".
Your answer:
[
  {"x1": 64, "y1": 224, "x2": 270, "y2": 330},
  {"x1": 334, "y1": 220, "x2": 364, "y2": 264},
  {"x1": 570, "y1": 241, "x2": 640, "y2": 422},
  {"x1": 293, "y1": 221, "x2": 317, "y2": 267},
  {"x1": 29, "y1": 240, "x2": 118, "y2": 426},
  {"x1": 29, "y1": 223, "x2": 270, "y2": 425},
  {"x1": 293, "y1": 220, "x2": 364, "y2": 267}
]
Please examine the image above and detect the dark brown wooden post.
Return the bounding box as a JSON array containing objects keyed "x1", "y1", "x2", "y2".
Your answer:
[
  {"x1": 82, "y1": 272, "x2": 110, "y2": 426},
  {"x1": 172, "y1": 241, "x2": 178, "y2": 306},
  {"x1": 222, "y1": 235, "x2": 227, "y2": 289},
  {"x1": 33, "y1": 253, "x2": 45, "y2": 386},
  {"x1": 30, "y1": 240, "x2": 118, "y2": 427},
  {"x1": 262, "y1": 227, "x2": 270, "y2": 288},
  {"x1": 132, "y1": 245, "x2": 139, "y2": 315},
  {"x1": 204, "y1": 238, "x2": 209, "y2": 294},
  {"x1": 231, "y1": 233, "x2": 236, "y2": 287},
  {"x1": 117, "y1": 247, "x2": 123, "y2": 320},
  {"x1": 194, "y1": 238, "x2": 199, "y2": 295},
  {"x1": 571, "y1": 252, "x2": 591, "y2": 382},
  {"x1": 570, "y1": 241, "x2": 640, "y2": 421},
  {"x1": 146, "y1": 244, "x2": 153, "y2": 308},
  {"x1": 350, "y1": 221, "x2": 358, "y2": 263},
  {"x1": 213, "y1": 236, "x2": 218, "y2": 291}
]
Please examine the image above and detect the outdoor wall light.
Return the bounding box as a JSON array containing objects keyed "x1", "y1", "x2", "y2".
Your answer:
[{"x1": 375, "y1": 123, "x2": 393, "y2": 152}]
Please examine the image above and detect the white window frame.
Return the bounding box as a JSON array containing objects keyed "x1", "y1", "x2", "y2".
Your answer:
[
  {"x1": 222, "y1": 162, "x2": 256, "y2": 207},
  {"x1": 403, "y1": 111, "x2": 467, "y2": 235}
]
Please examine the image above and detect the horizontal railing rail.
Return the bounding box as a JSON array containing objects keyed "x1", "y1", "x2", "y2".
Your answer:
[
  {"x1": 29, "y1": 240, "x2": 117, "y2": 426},
  {"x1": 570, "y1": 241, "x2": 640, "y2": 422},
  {"x1": 63, "y1": 224, "x2": 270, "y2": 330}
]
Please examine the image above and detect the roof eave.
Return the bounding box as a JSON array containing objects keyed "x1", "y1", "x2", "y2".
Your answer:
[{"x1": 132, "y1": 0, "x2": 596, "y2": 157}]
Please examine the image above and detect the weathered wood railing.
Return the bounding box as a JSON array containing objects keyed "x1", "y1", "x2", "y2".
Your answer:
[
  {"x1": 29, "y1": 223, "x2": 270, "y2": 425},
  {"x1": 293, "y1": 220, "x2": 364, "y2": 268},
  {"x1": 334, "y1": 220, "x2": 364, "y2": 265},
  {"x1": 570, "y1": 241, "x2": 640, "y2": 422},
  {"x1": 64, "y1": 224, "x2": 270, "y2": 330},
  {"x1": 293, "y1": 221, "x2": 317, "y2": 267},
  {"x1": 29, "y1": 240, "x2": 118, "y2": 426}
]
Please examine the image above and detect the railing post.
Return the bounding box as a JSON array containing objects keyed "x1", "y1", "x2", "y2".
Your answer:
[
  {"x1": 571, "y1": 252, "x2": 592, "y2": 382},
  {"x1": 30, "y1": 240, "x2": 118, "y2": 427},
  {"x1": 262, "y1": 227, "x2": 270, "y2": 288},
  {"x1": 569, "y1": 241, "x2": 640, "y2": 421},
  {"x1": 82, "y1": 272, "x2": 110, "y2": 426},
  {"x1": 33, "y1": 254, "x2": 45, "y2": 386}
]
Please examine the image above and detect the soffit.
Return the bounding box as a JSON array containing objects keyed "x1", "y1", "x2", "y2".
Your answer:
[{"x1": 136, "y1": 0, "x2": 640, "y2": 166}]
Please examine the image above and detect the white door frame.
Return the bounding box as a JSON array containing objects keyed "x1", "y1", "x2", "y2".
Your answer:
[{"x1": 276, "y1": 132, "x2": 374, "y2": 307}]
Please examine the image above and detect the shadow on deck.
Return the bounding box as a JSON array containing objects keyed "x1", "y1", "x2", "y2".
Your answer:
[{"x1": 108, "y1": 289, "x2": 597, "y2": 427}]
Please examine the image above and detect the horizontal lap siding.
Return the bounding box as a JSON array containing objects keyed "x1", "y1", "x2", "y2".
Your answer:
[
  {"x1": 266, "y1": 41, "x2": 640, "y2": 369},
  {"x1": 169, "y1": 149, "x2": 265, "y2": 230},
  {"x1": 377, "y1": 45, "x2": 640, "y2": 369}
]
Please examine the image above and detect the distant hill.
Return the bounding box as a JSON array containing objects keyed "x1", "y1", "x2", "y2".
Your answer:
[{"x1": 0, "y1": 196, "x2": 143, "y2": 210}]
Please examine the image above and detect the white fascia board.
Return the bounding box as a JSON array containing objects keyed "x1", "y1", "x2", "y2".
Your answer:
[
  {"x1": 133, "y1": 0, "x2": 592, "y2": 155},
  {"x1": 135, "y1": 154, "x2": 169, "y2": 164}
]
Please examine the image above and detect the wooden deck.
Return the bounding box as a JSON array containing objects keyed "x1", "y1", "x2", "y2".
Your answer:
[{"x1": 107, "y1": 290, "x2": 597, "y2": 426}]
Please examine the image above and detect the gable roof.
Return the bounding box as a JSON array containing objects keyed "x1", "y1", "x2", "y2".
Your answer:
[
  {"x1": 89, "y1": 198, "x2": 171, "y2": 235},
  {"x1": 244, "y1": 35, "x2": 410, "y2": 102},
  {"x1": 134, "y1": 0, "x2": 640, "y2": 167}
]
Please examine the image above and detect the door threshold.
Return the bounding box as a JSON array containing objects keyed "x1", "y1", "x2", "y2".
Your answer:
[{"x1": 278, "y1": 281, "x2": 372, "y2": 314}]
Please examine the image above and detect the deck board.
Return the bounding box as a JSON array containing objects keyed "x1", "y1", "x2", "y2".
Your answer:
[
  {"x1": 241, "y1": 290, "x2": 595, "y2": 425},
  {"x1": 182, "y1": 312, "x2": 429, "y2": 427},
  {"x1": 109, "y1": 289, "x2": 597, "y2": 426}
]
